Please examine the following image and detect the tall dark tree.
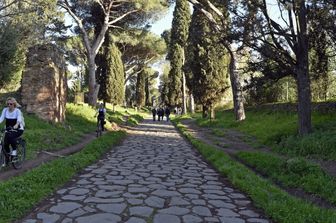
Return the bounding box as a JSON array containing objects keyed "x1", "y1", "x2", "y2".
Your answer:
[
  {"x1": 185, "y1": 8, "x2": 230, "y2": 118},
  {"x1": 97, "y1": 32, "x2": 125, "y2": 107},
  {"x1": 187, "y1": 0, "x2": 246, "y2": 121},
  {"x1": 106, "y1": 42, "x2": 125, "y2": 106},
  {"x1": 167, "y1": 0, "x2": 191, "y2": 109},
  {"x1": 135, "y1": 68, "x2": 146, "y2": 108}
]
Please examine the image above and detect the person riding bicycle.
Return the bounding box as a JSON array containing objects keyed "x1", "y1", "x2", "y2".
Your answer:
[
  {"x1": 0, "y1": 97, "x2": 24, "y2": 157},
  {"x1": 96, "y1": 103, "x2": 106, "y2": 131}
]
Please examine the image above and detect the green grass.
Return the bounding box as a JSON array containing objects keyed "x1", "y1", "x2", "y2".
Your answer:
[
  {"x1": 173, "y1": 117, "x2": 336, "y2": 223},
  {"x1": 10, "y1": 103, "x2": 145, "y2": 160},
  {"x1": 21, "y1": 103, "x2": 97, "y2": 159},
  {"x1": 195, "y1": 109, "x2": 336, "y2": 160},
  {"x1": 237, "y1": 151, "x2": 336, "y2": 205},
  {"x1": 0, "y1": 131, "x2": 126, "y2": 223}
]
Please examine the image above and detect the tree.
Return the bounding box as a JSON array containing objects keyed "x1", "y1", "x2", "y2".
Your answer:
[
  {"x1": 97, "y1": 34, "x2": 125, "y2": 107},
  {"x1": 0, "y1": 0, "x2": 60, "y2": 91},
  {"x1": 167, "y1": 0, "x2": 191, "y2": 111},
  {"x1": 232, "y1": 0, "x2": 336, "y2": 135},
  {"x1": 187, "y1": 0, "x2": 246, "y2": 121},
  {"x1": 185, "y1": 7, "x2": 230, "y2": 119},
  {"x1": 159, "y1": 64, "x2": 170, "y2": 106},
  {"x1": 115, "y1": 29, "x2": 166, "y2": 85},
  {"x1": 57, "y1": 0, "x2": 169, "y2": 106},
  {"x1": 0, "y1": 23, "x2": 25, "y2": 91},
  {"x1": 135, "y1": 67, "x2": 146, "y2": 108}
]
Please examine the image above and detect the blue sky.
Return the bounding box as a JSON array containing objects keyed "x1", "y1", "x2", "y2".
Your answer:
[{"x1": 150, "y1": 5, "x2": 174, "y2": 36}]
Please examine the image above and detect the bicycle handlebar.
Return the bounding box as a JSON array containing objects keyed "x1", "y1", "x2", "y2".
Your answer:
[{"x1": 1, "y1": 127, "x2": 18, "y2": 133}]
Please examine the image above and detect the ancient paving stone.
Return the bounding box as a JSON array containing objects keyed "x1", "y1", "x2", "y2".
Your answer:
[
  {"x1": 69, "y1": 188, "x2": 90, "y2": 195},
  {"x1": 20, "y1": 118, "x2": 270, "y2": 223},
  {"x1": 159, "y1": 206, "x2": 190, "y2": 215},
  {"x1": 36, "y1": 213, "x2": 60, "y2": 223},
  {"x1": 129, "y1": 206, "x2": 153, "y2": 217},
  {"x1": 125, "y1": 217, "x2": 147, "y2": 223},
  {"x1": 217, "y1": 208, "x2": 240, "y2": 217},
  {"x1": 145, "y1": 196, "x2": 165, "y2": 208},
  {"x1": 153, "y1": 214, "x2": 181, "y2": 223},
  {"x1": 62, "y1": 195, "x2": 86, "y2": 201},
  {"x1": 151, "y1": 189, "x2": 181, "y2": 197},
  {"x1": 219, "y1": 217, "x2": 246, "y2": 223},
  {"x1": 183, "y1": 214, "x2": 203, "y2": 223},
  {"x1": 192, "y1": 206, "x2": 212, "y2": 217},
  {"x1": 209, "y1": 200, "x2": 237, "y2": 209},
  {"x1": 127, "y1": 198, "x2": 144, "y2": 205},
  {"x1": 49, "y1": 202, "x2": 82, "y2": 214},
  {"x1": 75, "y1": 213, "x2": 121, "y2": 223},
  {"x1": 96, "y1": 203, "x2": 127, "y2": 214},
  {"x1": 169, "y1": 197, "x2": 190, "y2": 206},
  {"x1": 239, "y1": 210, "x2": 260, "y2": 218}
]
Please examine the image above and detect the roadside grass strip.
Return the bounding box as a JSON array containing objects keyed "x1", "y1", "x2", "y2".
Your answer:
[
  {"x1": 194, "y1": 110, "x2": 336, "y2": 160},
  {"x1": 0, "y1": 131, "x2": 126, "y2": 223},
  {"x1": 173, "y1": 119, "x2": 336, "y2": 223},
  {"x1": 237, "y1": 151, "x2": 336, "y2": 206}
]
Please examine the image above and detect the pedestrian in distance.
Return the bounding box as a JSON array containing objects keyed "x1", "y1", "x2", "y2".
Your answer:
[
  {"x1": 151, "y1": 107, "x2": 157, "y2": 121},
  {"x1": 165, "y1": 107, "x2": 170, "y2": 121}
]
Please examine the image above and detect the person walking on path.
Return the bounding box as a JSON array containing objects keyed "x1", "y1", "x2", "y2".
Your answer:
[
  {"x1": 164, "y1": 106, "x2": 170, "y2": 121},
  {"x1": 151, "y1": 107, "x2": 157, "y2": 121},
  {"x1": 22, "y1": 118, "x2": 270, "y2": 223}
]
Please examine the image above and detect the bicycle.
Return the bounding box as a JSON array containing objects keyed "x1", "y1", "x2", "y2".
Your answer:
[
  {"x1": 0, "y1": 128, "x2": 26, "y2": 170},
  {"x1": 96, "y1": 118, "x2": 103, "y2": 137}
]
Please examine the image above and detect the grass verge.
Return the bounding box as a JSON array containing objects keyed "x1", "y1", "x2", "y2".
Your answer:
[
  {"x1": 194, "y1": 110, "x2": 336, "y2": 160},
  {"x1": 237, "y1": 151, "x2": 336, "y2": 205},
  {"x1": 173, "y1": 117, "x2": 336, "y2": 223},
  {"x1": 0, "y1": 131, "x2": 126, "y2": 223}
]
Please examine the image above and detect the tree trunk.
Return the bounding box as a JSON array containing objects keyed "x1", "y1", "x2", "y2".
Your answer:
[
  {"x1": 296, "y1": 0, "x2": 312, "y2": 135},
  {"x1": 296, "y1": 68, "x2": 311, "y2": 135},
  {"x1": 88, "y1": 56, "x2": 100, "y2": 106},
  {"x1": 182, "y1": 72, "x2": 187, "y2": 114},
  {"x1": 202, "y1": 105, "x2": 208, "y2": 118},
  {"x1": 210, "y1": 104, "x2": 215, "y2": 119},
  {"x1": 228, "y1": 49, "x2": 245, "y2": 121},
  {"x1": 145, "y1": 77, "x2": 150, "y2": 106},
  {"x1": 189, "y1": 93, "x2": 195, "y2": 114}
]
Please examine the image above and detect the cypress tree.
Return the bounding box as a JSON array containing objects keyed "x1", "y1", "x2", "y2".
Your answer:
[
  {"x1": 185, "y1": 8, "x2": 230, "y2": 118},
  {"x1": 167, "y1": 0, "x2": 191, "y2": 107},
  {"x1": 135, "y1": 69, "x2": 146, "y2": 108},
  {"x1": 105, "y1": 42, "x2": 125, "y2": 106},
  {"x1": 97, "y1": 33, "x2": 125, "y2": 106}
]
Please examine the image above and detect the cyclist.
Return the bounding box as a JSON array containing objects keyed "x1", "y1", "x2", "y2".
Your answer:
[
  {"x1": 0, "y1": 97, "x2": 25, "y2": 157},
  {"x1": 96, "y1": 103, "x2": 106, "y2": 131}
]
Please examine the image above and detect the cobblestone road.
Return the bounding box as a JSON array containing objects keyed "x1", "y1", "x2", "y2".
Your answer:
[{"x1": 22, "y1": 118, "x2": 270, "y2": 223}]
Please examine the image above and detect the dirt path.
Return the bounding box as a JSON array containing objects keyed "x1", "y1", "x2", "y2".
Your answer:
[{"x1": 180, "y1": 118, "x2": 336, "y2": 210}]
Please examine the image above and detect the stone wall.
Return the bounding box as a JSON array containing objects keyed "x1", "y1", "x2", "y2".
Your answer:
[{"x1": 21, "y1": 44, "x2": 67, "y2": 123}]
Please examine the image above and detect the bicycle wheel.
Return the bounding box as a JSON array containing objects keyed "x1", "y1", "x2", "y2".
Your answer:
[
  {"x1": 0, "y1": 148, "x2": 5, "y2": 170},
  {"x1": 96, "y1": 121, "x2": 102, "y2": 137},
  {"x1": 12, "y1": 139, "x2": 26, "y2": 169}
]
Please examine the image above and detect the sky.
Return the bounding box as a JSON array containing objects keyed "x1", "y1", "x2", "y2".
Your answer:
[{"x1": 150, "y1": 4, "x2": 174, "y2": 36}]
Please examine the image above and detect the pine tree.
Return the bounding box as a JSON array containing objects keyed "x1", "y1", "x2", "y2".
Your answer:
[{"x1": 167, "y1": 0, "x2": 191, "y2": 107}]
